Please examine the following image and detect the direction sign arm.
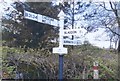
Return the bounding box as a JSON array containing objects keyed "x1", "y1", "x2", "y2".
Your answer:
[{"x1": 24, "y1": 10, "x2": 59, "y2": 27}]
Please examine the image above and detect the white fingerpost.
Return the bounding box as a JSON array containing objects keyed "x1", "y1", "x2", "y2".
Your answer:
[
  {"x1": 24, "y1": 8, "x2": 67, "y2": 80},
  {"x1": 58, "y1": 10, "x2": 64, "y2": 48},
  {"x1": 56, "y1": 10, "x2": 67, "y2": 80},
  {"x1": 53, "y1": 10, "x2": 68, "y2": 55},
  {"x1": 24, "y1": 10, "x2": 59, "y2": 27},
  {"x1": 93, "y1": 61, "x2": 99, "y2": 79}
]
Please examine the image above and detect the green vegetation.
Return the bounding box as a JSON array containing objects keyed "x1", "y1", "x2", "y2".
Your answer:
[
  {"x1": 1, "y1": 1, "x2": 119, "y2": 80},
  {"x1": 1, "y1": 44, "x2": 118, "y2": 79}
]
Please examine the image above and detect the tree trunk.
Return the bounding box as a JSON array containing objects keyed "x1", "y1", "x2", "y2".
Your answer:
[
  {"x1": 109, "y1": 2, "x2": 120, "y2": 52},
  {"x1": 110, "y1": 37, "x2": 112, "y2": 49},
  {"x1": 116, "y1": 28, "x2": 120, "y2": 52},
  {"x1": 117, "y1": 39, "x2": 120, "y2": 52}
]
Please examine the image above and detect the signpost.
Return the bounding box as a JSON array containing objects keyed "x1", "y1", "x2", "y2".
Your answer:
[
  {"x1": 24, "y1": 10, "x2": 67, "y2": 80},
  {"x1": 24, "y1": 10, "x2": 59, "y2": 27},
  {"x1": 93, "y1": 61, "x2": 99, "y2": 79},
  {"x1": 63, "y1": 39, "x2": 81, "y2": 45},
  {"x1": 24, "y1": 9, "x2": 82, "y2": 80},
  {"x1": 53, "y1": 47, "x2": 67, "y2": 54},
  {"x1": 24, "y1": 10, "x2": 38, "y2": 21},
  {"x1": 63, "y1": 29, "x2": 81, "y2": 36},
  {"x1": 52, "y1": 10, "x2": 67, "y2": 80}
]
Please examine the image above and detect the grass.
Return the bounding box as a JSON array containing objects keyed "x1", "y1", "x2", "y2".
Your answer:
[{"x1": 70, "y1": 44, "x2": 118, "y2": 79}]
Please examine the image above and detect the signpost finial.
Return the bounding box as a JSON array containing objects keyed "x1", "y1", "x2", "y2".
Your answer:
[{"x1": 58, "y1": 10, "x2": 65, "y2": 18}]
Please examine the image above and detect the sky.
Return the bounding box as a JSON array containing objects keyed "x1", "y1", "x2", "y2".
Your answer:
[
  {"x1": 85, "y1": 28, "x2": 116, "y2": 48},
  {"x1": 0, "y1": 0, "x2": 118, "y2": 49}
]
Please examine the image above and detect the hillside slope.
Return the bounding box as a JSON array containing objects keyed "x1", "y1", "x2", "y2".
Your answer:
[{"x1": 1, "y1": 44, "x2": 118, "y2": 79}]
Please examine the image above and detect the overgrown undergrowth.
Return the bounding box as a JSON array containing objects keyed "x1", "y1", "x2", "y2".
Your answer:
[{"x1": 1, "y1": 44, "x2": 118, "y2": 79}]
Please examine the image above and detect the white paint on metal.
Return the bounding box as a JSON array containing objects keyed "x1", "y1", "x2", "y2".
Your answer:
[
  {"x1": 52, "y1": 10, "x2": 68, "y2": 55},
  {"x1": 63, "y1": 29, "x2": 82, "y2": 36},
  {"x1": 93, "y1": 61, "x2": 99, "y2": 79},
  {"x1": 24, "y1": 10, "x2": 58, "y2": 27},
  {"x1": 24, "y1": 10, "x2": 38, "y2": 21},
  {"x1": 37, "y1": 14, "x2": 42, "y2": 23},
  {"x1": 94, "y1": 61, "x2": 98, "y2": 66},
  {"x1": 24, "y1": 10, "x2": 68, "y2": 55},
  {"x1": 53, "y1": 47, "x2": 68, "y2": 54},
  {"x1": 63, "y1": 39, "x2": 81, "y2": 45},
  {"x1": 94, "y1": 70, "x2": 99, "y2": 79},
  {"x1": 58, "y1": 10, "x2": 65, "y2": 48}
]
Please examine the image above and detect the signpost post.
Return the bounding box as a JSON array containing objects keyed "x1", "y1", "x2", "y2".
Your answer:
[
  {"x1": 93, "y1": 61, "x2": 99, "y2": 79},
  {"x1": 53, "y1": 10, "x2": 67, "y2": 80},
  {"x1": 24, "y1": 8, "x2": 83, "y2": 80},
  {"x1": 24, "y1": 4, "x2": 100, "y2": 80},
  {"x1": 24, "y1": 10, "x2": 67, "y2": 80},
  {"x1": 58, "y1": 10, "x2": 66, "y2": 80}
]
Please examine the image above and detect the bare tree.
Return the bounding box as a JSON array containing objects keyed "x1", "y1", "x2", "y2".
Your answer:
[{"x1": 82, "y1": 1, "x2": 120, "y2": 52}]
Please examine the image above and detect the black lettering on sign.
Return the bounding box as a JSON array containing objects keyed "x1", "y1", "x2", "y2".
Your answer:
[
  {"x1": 32, "y1": 14, "x2": 37, "y2": 19},
  {"x1": 42, "y1": 16, "x2": 46, "y2": 23},
  {"x1": 26, "y1": 13, "x2": 37, "y2": 20},
  {"x1": 42, "y1": 16, "x2": 51, "y2": 25},
  {"x1": 25, "y1": 12, "x2": 28, "y2": 17},
  {"x1": 64, "y1": 40, "x2": 73, "y2": 43},
  {"x1": 47, "y1": 18, "x2": 51, "y2": 24},
  {"x1": 50, "y1": 18, "x2": 54, "y2": 22},
  {"x1": 28, "y1": 13, "x2": 32, "y2": 18},
  {"x1": 64, "y1": 31, "x2": 67, "y2": 34},
  {"x1": 64, "y1": 30, "x2": 77, "y2": 34}
]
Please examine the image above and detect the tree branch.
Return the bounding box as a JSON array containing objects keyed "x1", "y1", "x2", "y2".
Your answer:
[
  {"x1": 106, "y1": 26, "x2": 120, "y2": 36},
  {"x1": 99, "y1": 2, "x2": 112, "y2": 11}
]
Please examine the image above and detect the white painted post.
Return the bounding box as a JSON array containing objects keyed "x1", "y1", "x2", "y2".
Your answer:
[
  {"x1": 93, "y1": 61, "x2": 99, "y2": 79},
  {"x1": 58, "y1": 10, "x2": 64, "y2": 49},
  {"x1": 52, "y1": 10, "x2": 67, "y2": 54},
  {"x1": 57, "y1": 10, "x2": 66, "y2": 80}
]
